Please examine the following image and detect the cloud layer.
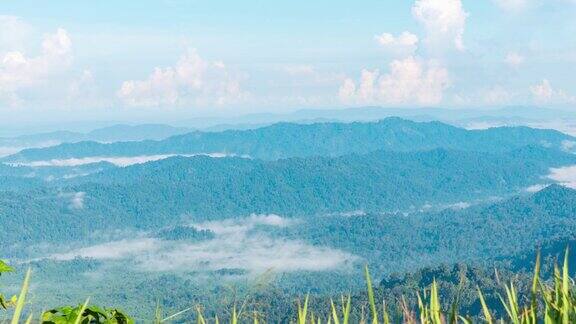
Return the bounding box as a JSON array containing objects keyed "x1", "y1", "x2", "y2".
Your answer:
[
  {"x1": 7, "y1": 153, "x2": 242, "y2": 168},
  {"x1": 49, "y1": 215, "x2": 357, "y2": 273}
]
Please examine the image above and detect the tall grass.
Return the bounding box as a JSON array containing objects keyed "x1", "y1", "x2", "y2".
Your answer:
[{"x1": 2, "y1": 249, "x2": 576, "y2": 323}]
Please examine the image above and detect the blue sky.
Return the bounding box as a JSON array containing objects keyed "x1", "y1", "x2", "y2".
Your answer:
[{"x1": 0, "y1": 0, "x2": 575, "y2": 122}]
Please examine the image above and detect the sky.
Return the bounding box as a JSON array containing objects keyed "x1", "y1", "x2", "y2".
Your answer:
[{"x1": 0, "y1": 0, "x2": 575, "y2": 124}]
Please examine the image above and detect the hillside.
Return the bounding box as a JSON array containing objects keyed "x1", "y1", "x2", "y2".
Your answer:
[
  {"x1": 275, "y1": 184, "x2": 576, "y2": 272},
  {"x1": 1, "y1": 146, "x2": 574, "y2": 250},
  {"x1": 4, "y1": 185, "x2": 576, "y2": 321}
]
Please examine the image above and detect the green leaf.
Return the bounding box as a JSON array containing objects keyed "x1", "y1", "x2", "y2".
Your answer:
[{"x1": 0, "y1": 260, "x2": 14, "y2": 275}]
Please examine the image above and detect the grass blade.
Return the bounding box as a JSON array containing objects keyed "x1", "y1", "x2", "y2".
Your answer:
[
  {"x1": 478, "y1": 287, "x2": 493, "y2": 324},
  {"x1": 364, "y1": 265, "x2": 378, "y2": 324},
  {"x1": 11, "y1": 268, "x2": 31, "y2": 324}
]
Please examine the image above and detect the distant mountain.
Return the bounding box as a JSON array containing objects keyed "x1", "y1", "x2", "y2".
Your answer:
[
  {"x1": 4, "y1": 118, "x2": 575, "y2": 163},
  {"x1": 2, "y1": 146, "x2": 574, "y2": 249},
  {"x1": 174, "y1": 106, "x2": 576, "y2": 129},
  {"x1": 83, "y1": 124, "x2": 193, "y2": 142},
  {"x1": 0, "y1": 124, "x2": 193, "y2": 154}
]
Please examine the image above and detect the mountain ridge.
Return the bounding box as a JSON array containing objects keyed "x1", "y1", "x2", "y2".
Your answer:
[{"x1": 4, "y1": 118, "x2": 574, "y2": 162}]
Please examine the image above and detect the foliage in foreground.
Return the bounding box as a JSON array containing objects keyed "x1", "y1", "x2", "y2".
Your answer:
[{"x1": 3, "y1": 249, "x2": 576, "y2": 323}]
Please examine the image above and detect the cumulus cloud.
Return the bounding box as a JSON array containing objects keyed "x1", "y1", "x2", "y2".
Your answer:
[
  {"x1": 49, "y1": 215, "x2": 356, "y2": 273},
  {"x1": 374, "y1": 31, "x2": 419, "y2": 55},
  {"x1": 0, "y1": 27, "x2": 73, "y2": 107},
  {"x1": 505, "y1": 52, "x2": 525, "y2": 67},
  {"x1": 531, "y1": 79, "x2": 555, "y2": 101},
  {"x1": 66, "y1": 69, "x2": 106, "y2": 107},
  {"x1": 530, "y1": 79, "x2": 575, "y2": 104},
  {"x1": 42, "y1": 29, "x2": 72, "y2": 56},
  {"x1": 8, "y1": 153, "x2": 244, "y2": 168},
  {"x1": 339, "y1": 57, "x2": 450, "y2": 105},
  {"x1": 117, "y1": 49, "x2": 247, "y2": 108},
  {"x1": 548, "y1": 166, "x2": 576, "y2": 189},
  {"x1": 412, "y1": 0, "x2": 468, "y2": 51}
]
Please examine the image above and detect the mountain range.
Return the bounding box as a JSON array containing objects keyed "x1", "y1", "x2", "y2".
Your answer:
[{"x1": 4, "y1": 118, "x2": 575, "y2": 163}]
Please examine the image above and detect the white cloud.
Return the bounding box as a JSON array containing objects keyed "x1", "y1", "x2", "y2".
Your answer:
[
  {"x1": 42, "y1": 28, "x2": 72, "y2": 57},
  {"x1": 327, "y1": 210, "x2": 367, "y2": 217},
  {"x1": 530, "y1": 79, "x2": 554, "y2": 101},
  {"x1": 52, "y1": 238, "x2": 158, "y2": 261},
  {"x1": 58, "y1": 191, "x2": 86, "y2": 210},
  {"x1": 7, "y1": 153, "x2": 245, "y2": 168},
  {"x1": 66, "y1": 70, "x2": 104, "y2": 107},
  {"x1": 374, "y1": 31, "x2": 419, "y2": 55},
  {"x1": 70, "y1": 192, "x2": 86, "y2": 209},
  {"x1": 0, "y1": 27, "x2": 73, "y2": 107},
  {"x1": 548, "y1": 165, "x2": 576, "y2": 189},
  {"x1": 117, "y1": 49, "x2": 247, "y2": 108},
  {"x1": 0, "y1": 146, "x2": 23, "y2": 158},
  {"x1": 195, "y1": 214, "x2": 295, "y2": 235},
  {"x1": 142, "y1": 234, "x2": 353, "y2": 273},
  {"x1": 505, "y1": 52, "x2": 525, "y2": 67},
  {"x1": 530, "y1": 79, "x2": 575, "y2": 104},
  {"x1": 447, "y1": 201, "x2": 471, "y2": 210},
  {"x1": 339, "y1": 57, "x2": 450, "y2": 105},
  {"x1": 49, "y1": 215, "x2": 357, "y2": 273},
  {"x1": 412, "y1": 0, "x2": 468, "y2": 51},
  {"x1": 525, "y1": 184, "x2": 548, "y2": 192}
]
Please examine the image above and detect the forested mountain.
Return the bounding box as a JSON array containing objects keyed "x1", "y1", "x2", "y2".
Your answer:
[
  {"x1": 1, "y1": 119, "x2": 575, "y2": 321},
  {"x1": 4, "y1": 185, "x2": 576, "y2": 321},
  {"x1": 1, "y1": 146, "x2": 574, "y2": 248},
  {"x1": 0, "y1": 161, "x2": 116, "y2": 188},
  {"x1": 4, "y1": 118, "x2": 574, "y2": 162},
  {"x1": 275, "y1": 184, "x2": 576, "y2": 273}
]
